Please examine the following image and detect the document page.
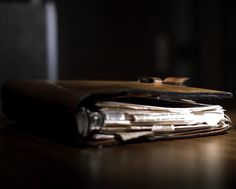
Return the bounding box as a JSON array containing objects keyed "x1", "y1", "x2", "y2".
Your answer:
[{"x1": 85, "y1": 99, "x2": 231, "y2": 141}]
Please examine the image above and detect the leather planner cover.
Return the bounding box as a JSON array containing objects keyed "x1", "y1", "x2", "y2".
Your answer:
[{"x1": 1, "y1": 77, "x2": 233, "y2": 147}]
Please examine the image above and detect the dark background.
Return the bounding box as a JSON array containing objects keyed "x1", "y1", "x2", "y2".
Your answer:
[{"x1": 0, "y1": 0, "x2": 236, "y2": 107}]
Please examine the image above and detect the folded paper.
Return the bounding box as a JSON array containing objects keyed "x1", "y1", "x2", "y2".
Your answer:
[{"x1": 1, "y1": 78, "x2": 233, "y2": 146}]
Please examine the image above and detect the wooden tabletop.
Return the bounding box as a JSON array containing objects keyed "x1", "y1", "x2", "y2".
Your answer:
[{"x1": 1, "y1": 111, "x2": 236, "y2": 189}]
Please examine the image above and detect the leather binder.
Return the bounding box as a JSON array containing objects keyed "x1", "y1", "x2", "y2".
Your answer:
[{"x1": 1, "y1": 77, "x2": 233, "y2": 147}]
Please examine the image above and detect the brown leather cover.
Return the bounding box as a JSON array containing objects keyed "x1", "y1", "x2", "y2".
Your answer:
[{"x1": 1, "y1": 79, "x2": 233, "y2": 146}]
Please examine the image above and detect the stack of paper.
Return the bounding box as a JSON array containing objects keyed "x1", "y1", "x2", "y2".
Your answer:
[{"x1": 78, "y1": 99, "x2": 231, "y2": 142}]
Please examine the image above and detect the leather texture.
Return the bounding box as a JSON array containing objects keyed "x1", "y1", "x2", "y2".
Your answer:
[{"x1": 1, "y1": 79, "x2": 233, "y2": 146}]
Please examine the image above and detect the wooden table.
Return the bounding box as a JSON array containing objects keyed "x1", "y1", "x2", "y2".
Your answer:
[{"x1": 1, "y1": 111, "x2": 236, "y2": 189}]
